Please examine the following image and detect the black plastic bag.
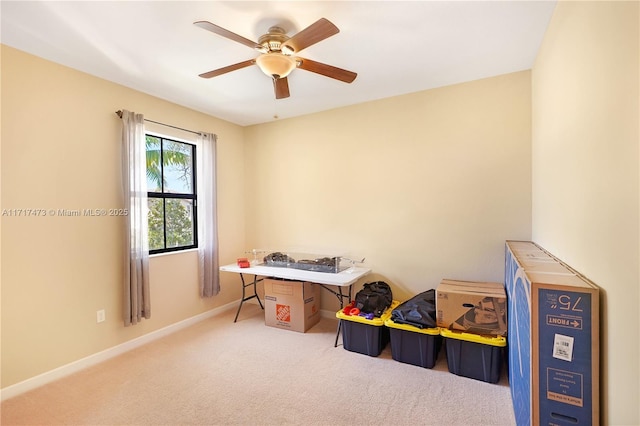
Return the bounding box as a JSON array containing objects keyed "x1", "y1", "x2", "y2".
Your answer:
[
  {"x1": 354, "y1": 281, "x2": 393, "y2": 317},
  {"x1": 391, "y1": 289, "x2": 437, "y2": 329}
]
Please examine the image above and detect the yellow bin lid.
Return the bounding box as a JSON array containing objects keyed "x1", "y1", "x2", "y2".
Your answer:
[
  {"x1": 440, "y1": 328, "x2": 507, "y2": 347},
  {"x1": 336, "y1": 300, "x2": 400, "y2": 326},
  {"x1": 384, "y1": 318, "x2": 440, "y2": 335}
]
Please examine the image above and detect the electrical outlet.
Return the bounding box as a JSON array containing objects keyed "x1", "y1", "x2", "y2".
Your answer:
[{"x1": 96, "y1": 309, "x2": 106, "y2": 323}]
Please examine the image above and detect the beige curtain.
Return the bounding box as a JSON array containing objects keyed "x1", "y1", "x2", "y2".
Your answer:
[
  {"x1": 120, "y1": 110, "x2": 151, "y2": 325},
  {"x1": 197, "y1": 132, "x2": 220, "y2": 297}
]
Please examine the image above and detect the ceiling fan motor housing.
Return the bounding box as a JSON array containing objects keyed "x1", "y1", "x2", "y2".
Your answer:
[{"x1": 258, "y1": 26, "x2": 291, "y2": 54}]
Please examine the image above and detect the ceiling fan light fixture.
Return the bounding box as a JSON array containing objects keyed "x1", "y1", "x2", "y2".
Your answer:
[{"x1": 255, "y1": 53, "x2": 296, "y2": 79}]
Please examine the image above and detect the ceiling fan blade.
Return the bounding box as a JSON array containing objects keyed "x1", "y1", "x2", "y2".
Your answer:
[
  {"x1": 297, "y1": 58, "x2": 357, "y2": 83},
  {"x1": 281, "y1": 18, "x2": 339, "y2": 54},
  {"x1": 273, "y1": 77, "x2": 290, "y2": 99},
  {"x1": 194, "y1": 21, "x2": 264, "y2": 51},
  {"x1": 199, "y1": 59, "x2": 256, "y2": 78}
]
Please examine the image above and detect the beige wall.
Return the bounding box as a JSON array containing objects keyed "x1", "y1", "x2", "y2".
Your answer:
[
  {"x1": 244, "y1": 71, "x2": 532, "y2": 311},
  {"x1": 1, "y1": 45, "x2": 246, "y2": 388},
  {"x1": 532, "y1": 1, "x2": 639, "y2": 424}
]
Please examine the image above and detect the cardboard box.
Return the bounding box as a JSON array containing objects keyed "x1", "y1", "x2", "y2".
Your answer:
[
  {"x1": 264, "y1": 278, "x2": 321, "y2": 332},
  {"x1": 436, "y1": 279, "x2": 507, "y2": 336},
  {"x1": 505, "y1": 241, "x2": 600, "y2": 426}
]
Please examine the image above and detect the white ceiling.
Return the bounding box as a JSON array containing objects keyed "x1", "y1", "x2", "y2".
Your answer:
[{"x1": 1, "y1": 1, "x2": 557, "y2": 126}]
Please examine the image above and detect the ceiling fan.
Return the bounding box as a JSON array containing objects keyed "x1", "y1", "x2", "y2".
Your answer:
[{"x1": 194, "y1": 18, "x2": 357, "y2": 99}]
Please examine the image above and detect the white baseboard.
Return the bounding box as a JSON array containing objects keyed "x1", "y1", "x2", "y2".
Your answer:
[
  {"x1": 0, "y1": 301, "x2": 237, "y2": 401},
  {"x1": 320, "y1": 308, "x2": 339, "y2": 319}
]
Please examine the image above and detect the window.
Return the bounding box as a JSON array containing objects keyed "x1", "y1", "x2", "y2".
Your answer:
[{"x1": 146, "y1": 134, "x2": 197, "y2": 254}]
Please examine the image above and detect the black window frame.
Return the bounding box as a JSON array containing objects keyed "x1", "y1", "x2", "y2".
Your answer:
[{"x1": 146, "y1": 134, "x2": 198, "y2": 255}]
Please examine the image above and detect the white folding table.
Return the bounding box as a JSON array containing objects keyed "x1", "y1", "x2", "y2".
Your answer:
[{"x1": 219, "y1": 263, "x2": 371, "y2": 345}]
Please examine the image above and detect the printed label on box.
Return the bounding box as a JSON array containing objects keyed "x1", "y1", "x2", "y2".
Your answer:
[
  {"x1": 546, "y1": 314, "x2": 583, "y2": 330},
  {"x1": 276, "y1": 304, "x2": 291, "y2": 322},
  {"x1": 552, "y1": 334, "x2": 574, "y2": 362},
  {"x1": 546, "y1": 368, "x2": 584, "y2": 407}
]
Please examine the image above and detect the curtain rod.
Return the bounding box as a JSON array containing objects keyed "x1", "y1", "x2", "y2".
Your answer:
[{"x1": 115, "y1": 110, "x2": 201, "y2": 136}]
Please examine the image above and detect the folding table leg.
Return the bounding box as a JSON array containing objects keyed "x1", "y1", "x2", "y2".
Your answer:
[
  {"x1": 234, "y1": 274, "x2": 263, "y2": 323},
  {"x1": 334, "y1": 284, "x2": 352, "y2": 347}
]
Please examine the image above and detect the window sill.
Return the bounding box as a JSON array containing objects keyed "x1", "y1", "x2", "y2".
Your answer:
[{"x1": 149, "y1": 248, "x2": 198, "y2": 258}]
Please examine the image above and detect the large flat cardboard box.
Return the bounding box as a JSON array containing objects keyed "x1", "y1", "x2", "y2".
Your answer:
[
  {"x1": 436, "y1": 279, "x2": 507, "y2": 336},
  {"x1": 264, "y1": 278, "x2": 321, "y2": 332},
  {"x1": 505, "y1": 240, "x2": 600, "y2": 426}
]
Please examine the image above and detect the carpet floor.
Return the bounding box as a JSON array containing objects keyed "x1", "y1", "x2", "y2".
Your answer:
[{"x1": 1, "y1": 304, "x2": 516, "y2": 425}]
